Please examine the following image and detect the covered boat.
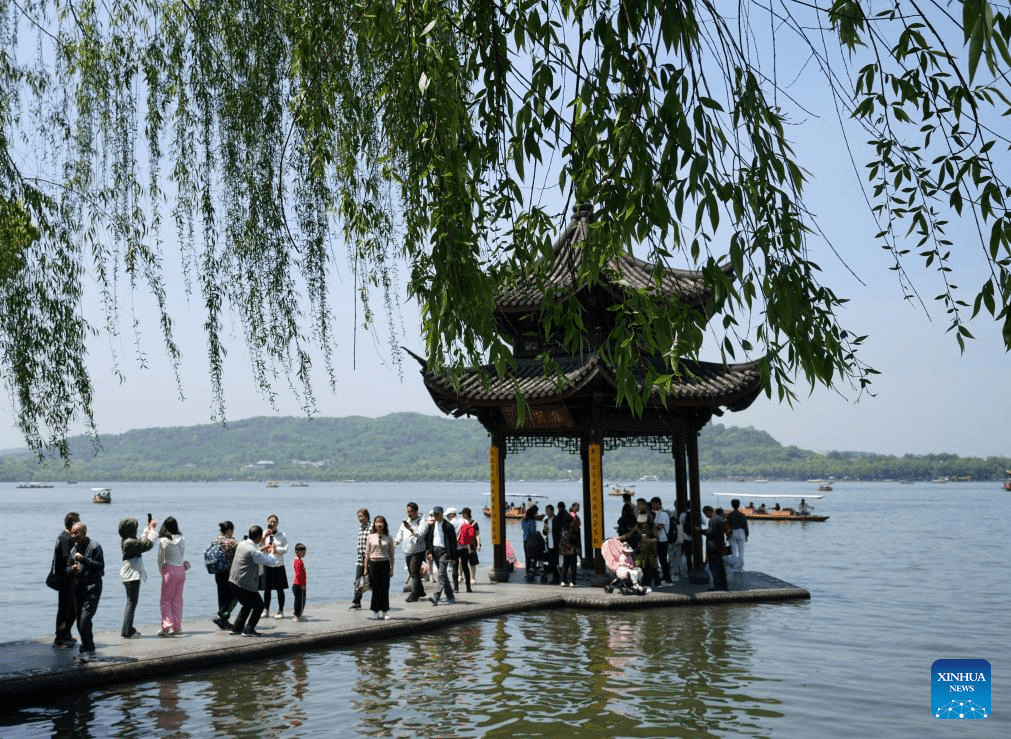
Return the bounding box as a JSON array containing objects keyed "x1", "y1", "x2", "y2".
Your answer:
[{"x1": 715, "y1": 493, "x2": 828, "y2": 521}]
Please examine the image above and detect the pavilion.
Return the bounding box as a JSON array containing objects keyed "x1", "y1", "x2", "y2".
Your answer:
[{"x1": 411, "y1": 204, "x2": 763, "y2": 583}]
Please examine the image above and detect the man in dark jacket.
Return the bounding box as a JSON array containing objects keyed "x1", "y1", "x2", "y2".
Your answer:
[
  {"x1": 68, "y1": 522, "x2": 104, "y2": 662},
  {"x1": 700, "y1": 506, "x2": 728, "y2": 591},
  {"x1": 52, "y1": 511, "x2": 80, "y2": 648},
  {"x1": 422, "y1": 507, "x2": 458, "y2": 605}
]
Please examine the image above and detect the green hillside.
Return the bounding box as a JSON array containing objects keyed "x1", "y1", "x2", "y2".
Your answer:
[{"x1": 0, "y1": 413, "x2": 1006, "y2": 482}]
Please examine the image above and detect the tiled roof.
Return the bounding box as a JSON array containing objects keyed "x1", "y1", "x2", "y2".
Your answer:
[
  {"x1": 416, "y1": 353, "x2": 763, "y2": 415},
  {"x1": 496, "y1": 206, "x2": 730, "y2": 311}
]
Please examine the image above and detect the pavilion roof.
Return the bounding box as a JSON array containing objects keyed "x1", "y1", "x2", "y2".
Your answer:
[
  {"x1": 410, "y1": 351, "x2": 763, "y2": 420},
  {"x1": 495, "y1": 205, "x2": 732, "y2": 313}
]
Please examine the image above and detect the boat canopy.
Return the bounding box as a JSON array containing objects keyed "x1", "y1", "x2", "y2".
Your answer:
[{"x1": 713, "y1": 493, "x2": 824, "y2": 499}]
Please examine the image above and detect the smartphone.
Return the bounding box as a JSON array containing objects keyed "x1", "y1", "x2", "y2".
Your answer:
[{"x1": 147, "y1": 513, "x2": 153, "y2": 523}]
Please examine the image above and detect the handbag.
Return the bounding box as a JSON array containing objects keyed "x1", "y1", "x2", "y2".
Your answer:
[
  {"x1": 355, "y1": 574, "x2": 371, "y2": 592},
  {"x1": 46, "y1": 553, "x2": 61, "y2": 590}
]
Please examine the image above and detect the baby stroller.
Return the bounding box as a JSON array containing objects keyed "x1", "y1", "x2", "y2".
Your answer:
[
  {"x1": 600, "y1": 538, "x2": 648, "y2": 595},
  {"x1": 523, "y1": 530, "x2": 548, "y2": 582}
]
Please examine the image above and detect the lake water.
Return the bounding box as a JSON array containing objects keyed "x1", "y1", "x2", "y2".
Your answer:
[{"x1": 2, "y1": 479, "x2": 1007, "y2": 737}]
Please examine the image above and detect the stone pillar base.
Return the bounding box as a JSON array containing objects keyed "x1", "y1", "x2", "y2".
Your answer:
[{"x1": 489, "y1": 568, "x2": 512, "y2": 583}]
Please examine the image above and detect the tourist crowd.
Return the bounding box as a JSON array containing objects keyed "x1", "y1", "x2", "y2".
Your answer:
[{"x1": 48, "y1": 495, "x2": 745, "y2": 661}]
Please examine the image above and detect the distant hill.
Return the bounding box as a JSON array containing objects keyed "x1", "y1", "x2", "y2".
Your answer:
[{"x1": 0, "y1": 413, "x2": 1007, "y2": 482}]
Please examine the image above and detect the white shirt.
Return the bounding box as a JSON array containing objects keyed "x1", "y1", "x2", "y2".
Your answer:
[
  {"x1": 653, "y1": 509, "x2": 670, "y2": 543},
  {"x1": 262, "y1": 529, "x2": 288, "y2": 567},
  {"x1": 394, "y1": 516, "x2": 427, "y2": 555},
  {"x1": 542, "y1": 514, "x2": 556, "y2": 548},
  {"x1": 432, "y1": 519, "x2": 446, "y2": 549},
  {"x1": 158, "y1": 534, "x2": 186, "y2": 569}
]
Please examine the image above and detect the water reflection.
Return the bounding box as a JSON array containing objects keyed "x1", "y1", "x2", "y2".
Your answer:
[{"x1": 6, "y1": 608, "x2": 788, "y2": 738}]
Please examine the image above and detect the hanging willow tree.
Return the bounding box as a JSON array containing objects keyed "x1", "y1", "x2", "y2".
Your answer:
[{"x1": 1, "y1": 0, "x2": 1010, "y2": 457}]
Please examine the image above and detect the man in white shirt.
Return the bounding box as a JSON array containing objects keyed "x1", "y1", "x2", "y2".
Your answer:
[
  {"x1": 540, "y1": 504, "x2": 561, "y2": 584},
  {"x1": 394, "y1": 502, "x2": 428, "y2": 602},
  {"x1": 422, "y1": 507, "x2": 458, "y2": 605},
  {"x1": 651, "y1": 497, "x2": 672, "y2": 586}
]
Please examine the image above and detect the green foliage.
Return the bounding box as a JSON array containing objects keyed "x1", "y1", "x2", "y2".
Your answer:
[
  {"x1": 0, "y1": 414, "x2": 1005, "y2": 483},
  {"x1": 1, "y1": 1, "x2": 1010, "y2": 458}
]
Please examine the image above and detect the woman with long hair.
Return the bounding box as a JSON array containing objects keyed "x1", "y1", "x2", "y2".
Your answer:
[
  {"x1": 363, "y1": 515, "x2": 394, "y2": 620},
  {"x1": 157, "y1": 516, "x2": 189, "y2": 635}
]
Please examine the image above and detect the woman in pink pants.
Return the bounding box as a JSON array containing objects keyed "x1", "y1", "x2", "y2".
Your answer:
[{"x1": 157, "y1": 517, "x2": 189, "y2": 635}]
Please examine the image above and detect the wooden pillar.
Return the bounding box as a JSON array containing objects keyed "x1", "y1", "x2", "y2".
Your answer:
[
  {"x1": 686, "y1": 424, "x2": 709, "y2": 584},
  {"x1": 489, "y1": 432, "x2": 510, "y2": 582},
  {"x1": 673, "y1": 427, "x2": 688, "y2": 514}
]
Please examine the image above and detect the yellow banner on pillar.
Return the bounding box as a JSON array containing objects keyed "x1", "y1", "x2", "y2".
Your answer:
[
  {"x1": 589, "y1": 441, "x2": 603, "y2": 549},
  {"x1": 490, "y1": 445, "x2": 502, "y2": 545}
]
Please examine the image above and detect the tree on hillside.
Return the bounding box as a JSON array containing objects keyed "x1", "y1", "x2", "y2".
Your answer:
[{"x1": 2, "y1": 0, "x2": 1010, "y2": 457}]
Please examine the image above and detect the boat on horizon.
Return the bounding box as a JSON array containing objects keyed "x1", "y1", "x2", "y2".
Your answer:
[
  {"x1": 91, "y1": 487, "x2": 112, "y2": 504},
  {"x1": 16, "y1": 482, "x2": 54, "y2": 489}
]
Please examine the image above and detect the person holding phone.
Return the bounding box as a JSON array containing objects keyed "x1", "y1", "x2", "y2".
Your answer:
[
  {"x1": 260, "y1": 514, "x2": 289, "y2": 619},
  {"x1": 118, "y1": 515, "x2": 158, "y2": 638},
  {"x1": 393, "y1": 502, "x2": 427, "y2": 602}
]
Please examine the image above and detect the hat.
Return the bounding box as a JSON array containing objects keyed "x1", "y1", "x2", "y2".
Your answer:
[
  {"x1": 432, "y1": 506, "x2": 444, "y2": 515},
  {"x1": 445, "y1": 507, "x2": 457, "y2": 517}
]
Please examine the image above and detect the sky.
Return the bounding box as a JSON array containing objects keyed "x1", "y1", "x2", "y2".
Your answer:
[{"x1": 3, "y1": 8, "x2": 1009, "y2": 461}]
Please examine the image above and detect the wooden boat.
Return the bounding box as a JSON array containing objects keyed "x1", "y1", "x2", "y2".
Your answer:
[
  {"x1": 482, "y1": 492, "x2": 547, "y2": 520},
  {"x1": 817, "y1": 483, "x2": 833, "y2": 492},
  {"x1": 266, "y1": 480, "x2": 279, "y2": 488},
  {"x1": 715, "y1": 493, "x2": 829, "y2": 521},
  {"x1": 483, "y1": 506, "x2": 543, "y2": 520},
  {"x1": 607, "y1": 483, "x2": 636, "y2": 496},
  {"x1": 91, "y1": 487, "x2": 112, "y2": 504}
]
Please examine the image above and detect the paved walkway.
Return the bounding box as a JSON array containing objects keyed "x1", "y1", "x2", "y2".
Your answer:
[{"x1": 0, "y1": 570, "x2": 806, "y2": 707}]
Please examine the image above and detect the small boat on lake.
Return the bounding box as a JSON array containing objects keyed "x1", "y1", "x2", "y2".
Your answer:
[
  {"x1": 482, "y1": 493, "x2": 546, "y2": 519},
  {"x1": 715, "y1": 493, "x2": 829, "y2": 521},
  {"x1": 607, "y1": 483, "x2": 636, "y2": 496},
  {"x1": 483, "y1": 506, "x2": 543, "y2": 520},
  {"x1": 91, "y1": 487, "x2": 112, "y2": 504},
  {"x1": 16, "y1": 482, "x2": 54, "y2": 489}
]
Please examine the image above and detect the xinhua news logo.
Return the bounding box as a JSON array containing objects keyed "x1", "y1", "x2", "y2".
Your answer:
[{"x1": 932, "y1": 659, "x2": 990, "y2": 719}]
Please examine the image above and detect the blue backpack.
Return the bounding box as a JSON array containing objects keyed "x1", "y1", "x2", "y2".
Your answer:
[{"x1": 203, "y1": 540, "x2": 229, "y2": 574}]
